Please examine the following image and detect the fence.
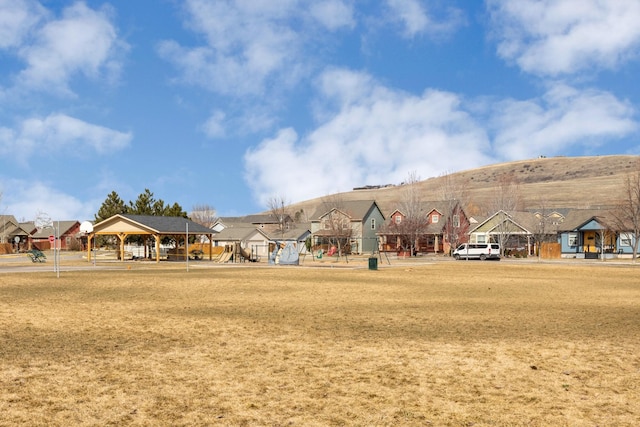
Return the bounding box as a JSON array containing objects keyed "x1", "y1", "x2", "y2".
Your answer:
[{"x1": 540, "y1": 242, "x2": 561, "y2": 259}]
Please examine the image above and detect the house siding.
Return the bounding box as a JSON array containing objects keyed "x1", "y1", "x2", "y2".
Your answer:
[{"x1": 361, "y1": 208, "x2": 385, "y2": 253}]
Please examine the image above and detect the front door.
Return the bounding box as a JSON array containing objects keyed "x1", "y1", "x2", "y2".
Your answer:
[{"x1": 583, "y1": 231, "x2": 597, "y2": 253}]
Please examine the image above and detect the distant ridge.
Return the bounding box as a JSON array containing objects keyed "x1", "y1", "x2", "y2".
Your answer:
[{"x1": 285, "y1": 155, "x2": 639, "y2": 219}]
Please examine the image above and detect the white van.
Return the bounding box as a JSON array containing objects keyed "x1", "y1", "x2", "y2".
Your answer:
[{"x1": 453, "y1": 243, "x2": 501, "y2": 261}]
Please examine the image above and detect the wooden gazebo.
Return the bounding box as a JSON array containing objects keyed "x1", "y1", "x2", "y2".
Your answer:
[{"x1": 88, "y1": 214, "x2": 214, "y2": 263}]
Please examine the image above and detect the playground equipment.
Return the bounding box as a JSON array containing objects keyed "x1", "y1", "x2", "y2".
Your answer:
[
  {"x1": 269, "y1": 241, "x2": 299, "y2": 265},
  {"x1": 215, "y1": 243, "x2": 259, "y2": 263}
]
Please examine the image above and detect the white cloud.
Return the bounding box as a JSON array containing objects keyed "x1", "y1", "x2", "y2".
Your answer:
[
  {"x1": 244, "y1": 68, "x2": 492, "y2": 207},
  {"x1": 0, "y1": 0, "x2": 45, "y2": 49},
  {"x1": 15, "y1": 1, "x2": 126, "y2": 94},
  {"x1": 310, "y1": 0, "x2": 355, "y2": 31},
  {"x1": 386, "y1": 0, "x2": 464, "y2": 38},
  {"x1": 1, "y1": 179, "x2": 96, "y2": 221},
  {"x1": 488, "y1": 0, "x2": 640, "y2": 75},
  {"x1": 0, "y1": 113, "x2": 132, "y2": 162},
  {"x1": 202, "y1": 110, "x2": 227, "y2": 138},
  {"x1": 490, "y1": 84, "x2": 638, "y2": 159},
  {"x1": 159, "y1": 0, "x2": 304, "y2": 97}
]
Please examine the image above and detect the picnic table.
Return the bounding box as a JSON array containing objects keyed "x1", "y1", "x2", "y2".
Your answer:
[
  {"x1": 27, "y1": 249, "x2": 47, "y2": 263},
  {"x1": 189, "y1": 249, "x2": 204, "y2": 260}
]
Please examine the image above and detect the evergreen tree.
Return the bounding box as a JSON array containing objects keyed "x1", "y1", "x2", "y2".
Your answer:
[
  {"x1": 95, "y1": 191, "x2": 128, "y2": 223},
  {"x1": 164, "y1": 202, "x2": 188, "y2": 218},
  {"x1": 129, "y1": 189, "x2": 156, "y2": 215}
]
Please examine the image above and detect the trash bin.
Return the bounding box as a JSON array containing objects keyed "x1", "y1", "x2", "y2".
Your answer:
[{"x1": 368, "y1": 257, "x2": 378, "y2": 270}]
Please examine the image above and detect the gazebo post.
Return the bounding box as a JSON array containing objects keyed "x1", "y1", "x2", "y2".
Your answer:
[
  {"x1": 118, "y1": 233, "x2": 126, "y2": 262},
  {"x1": 155, "y1": 234, "x2": 160, "y2": 263},
  {"x1": 87, "y1": 234, "x2": 93, "y2": 262}
]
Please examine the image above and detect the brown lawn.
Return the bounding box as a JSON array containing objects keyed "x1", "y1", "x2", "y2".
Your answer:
[{"x1": 0, "y1": 261, "x2": 639, "y2": 426}]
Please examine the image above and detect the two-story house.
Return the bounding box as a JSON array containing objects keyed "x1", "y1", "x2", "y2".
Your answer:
[
  {"x1": 378, "y1": 201, "x2": 470, "y2": 255},
  {"x1": 310, "y1": 200, "x2": 385, "y2": 255}
]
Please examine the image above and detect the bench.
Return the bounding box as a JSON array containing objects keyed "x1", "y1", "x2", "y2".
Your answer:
[{"x1": 27, "y1": 249, "x2": 47, "y2": 263}]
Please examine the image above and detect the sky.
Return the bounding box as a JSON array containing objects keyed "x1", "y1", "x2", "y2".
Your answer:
[{"x1": 1, "y1": 0, "x2": 640, "y2": 222}]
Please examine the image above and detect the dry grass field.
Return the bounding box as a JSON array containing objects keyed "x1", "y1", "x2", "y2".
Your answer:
[{"x1": 1, "y1": 261, "x2": 639, "y2": 426}]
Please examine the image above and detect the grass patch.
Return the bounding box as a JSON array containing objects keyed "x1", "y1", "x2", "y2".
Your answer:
[{"x1": 1, "y1": 263, "x2": 639, "y2": 426}]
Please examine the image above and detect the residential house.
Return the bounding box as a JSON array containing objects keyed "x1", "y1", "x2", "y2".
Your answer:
[
  {"x1": 378, "y1": 201, "x2": 471, "y2": 255},
  {"x1": 468, "y1": 210, "x2": 539, "y2": 255},
  {"x1": 468, "y1": 208, "x2": 632, "y2": 258},
  {"x1": 0, "y1": 215, "x2": 32, "y2": 252},
  {"x1": 211, "y1": 223, "x2": 271, "y2": 260},
  {"x1": 212, "y1": 215, "x2": 311, "y2": 261},
  {"x1": 30, "y1": 220, "x2": 82, "y2": 250},
  {"x1": 214, "y1": 214, "x2": 295, "y2": 235},
  {"x1": 310, "y1": 200, "x2": 385, "y2": 255},
  {"x1": 557, "y1": 210, "x2": 619, "y2": 259}
]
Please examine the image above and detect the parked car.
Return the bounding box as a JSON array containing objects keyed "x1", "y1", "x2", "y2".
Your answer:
[{"x1": 453, "y1": 243, "x2": 501, "y2": 261}]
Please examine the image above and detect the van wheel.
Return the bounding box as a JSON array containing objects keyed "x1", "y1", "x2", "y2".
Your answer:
[
  {"x1": 454, "y1": 254, "x2": 460, "y2": 260},
  {"x1": 480, "y1": 254, "x2": 486, "y2": 261}
]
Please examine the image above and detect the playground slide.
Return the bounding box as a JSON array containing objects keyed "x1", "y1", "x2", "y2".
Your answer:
[
  {"x1": 217, "y1": 251, "x2": 233, "y2": 263},
  {"x1": 239, "y1": 245, "x2": 254, "y2": 262}
]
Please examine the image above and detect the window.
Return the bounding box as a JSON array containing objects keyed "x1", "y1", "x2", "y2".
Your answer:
[
  {"x1": 568, "y1": 232, "x2": 578, "y2": 247},
  {"x1": 323, "y1": 220, "x2": 330, "y2": 230},
  {"x1": 395, "y1": 215, "x2": 402, "y2": 224},
  {"x1": 432, "y1": 214, "x2": 439, "y2": 223},
  {"x1": 476, "y1": 234, "x2": 486, "y2": 244},
  {"x1": 621, "y1": 233, "x2": 633, "y2": 247},
  {"x1": 370, "y1": 218, "x2": 376, "y2": 230},
  {"x1": 453, "y1": 214, "x2": 460, "y2": 228}
]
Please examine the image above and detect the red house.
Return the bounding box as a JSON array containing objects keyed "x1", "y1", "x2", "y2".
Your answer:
[
  {"x1": 30, "y1": 220, "x2": 82, "y2": 250},
  {"x1": 379, "y1": 201, "x2": 470, "y2": 255}
]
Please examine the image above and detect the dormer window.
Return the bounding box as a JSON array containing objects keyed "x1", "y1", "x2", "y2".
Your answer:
[{"x1": 432, "y1": 214, "x2": 439, "y2": 223}]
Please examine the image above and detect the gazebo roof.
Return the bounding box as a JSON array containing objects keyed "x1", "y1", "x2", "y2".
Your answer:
[{"x1": 92, "y1": 214, "x2": 213, "y2": 235}]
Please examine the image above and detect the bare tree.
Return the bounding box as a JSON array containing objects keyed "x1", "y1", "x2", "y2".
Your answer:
[
  {"x1": 317, "y1": 194, "x2": 352, "y2": 259},
  {"x1": 439, "y1": 171, "x2": 470, "y2": 254},
  {"x1": 397, "y1": 171, "x2": 425, "y2": 255},
  {"x1": 610, "y1": 161, "x2": 640, "y2": 260},
  {"x1": 595, "y1": 219, "x2": 617, "y2": 261},
  {"x1": 267, "y1": 195, "x2": 290, "y2": 238},
  {"x1": 488, "y1": 172, "x2": 522, "y2": 255},
  {"x1": 530, "y1": 199, "x2": 555, "y2": 261},
  {"x1": 190, "y1": 204, "x2": 218, "y2": 229}
]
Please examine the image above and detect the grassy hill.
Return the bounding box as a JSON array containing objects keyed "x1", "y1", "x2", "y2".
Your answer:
[{"x1": 287, "y1": 155, "x2": 639, "y2": 219}]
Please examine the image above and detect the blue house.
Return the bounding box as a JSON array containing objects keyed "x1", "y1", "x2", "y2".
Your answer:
[{"x1": 557, "y1": 210, "x2": 626, "y2": 259}]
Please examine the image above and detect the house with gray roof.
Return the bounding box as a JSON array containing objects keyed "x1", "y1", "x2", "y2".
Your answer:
[
  {"x1": 310, "y1": 200, "x2": 384, "y2": 255},
  {"x1": 379, "y1": 200, "x2": 471, "y2": 255},
  {"x1": 556, "y1": 209, "x2": 621, "y2": 259},
  {"x1": 30, "y1": 220, "x2": 82, "y2": 251},
  {"x1": 1, "y1": 215, "x2": 32, "y2": 252}
]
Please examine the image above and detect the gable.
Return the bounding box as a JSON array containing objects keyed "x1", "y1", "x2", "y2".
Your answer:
[
  {"x1": 472, "y1": 211, "x2": 530, "y2": 234},
  {"x1": 578, "y1": 219, "x2": 606, "y2": 231},
  {"x1": 312, "y1": 200, "x2": 382, "y2": 221},
  {"x1": 93, "y1": 214, "x2": 212, "y2": 235},
  {"x1": 94, "y1": 216, "x2": 156, "y2": 235}
]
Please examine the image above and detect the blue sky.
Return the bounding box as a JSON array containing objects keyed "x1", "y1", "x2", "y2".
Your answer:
[{"x1": 1, "y1": 0, "x2": 639, "y2": 221}]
